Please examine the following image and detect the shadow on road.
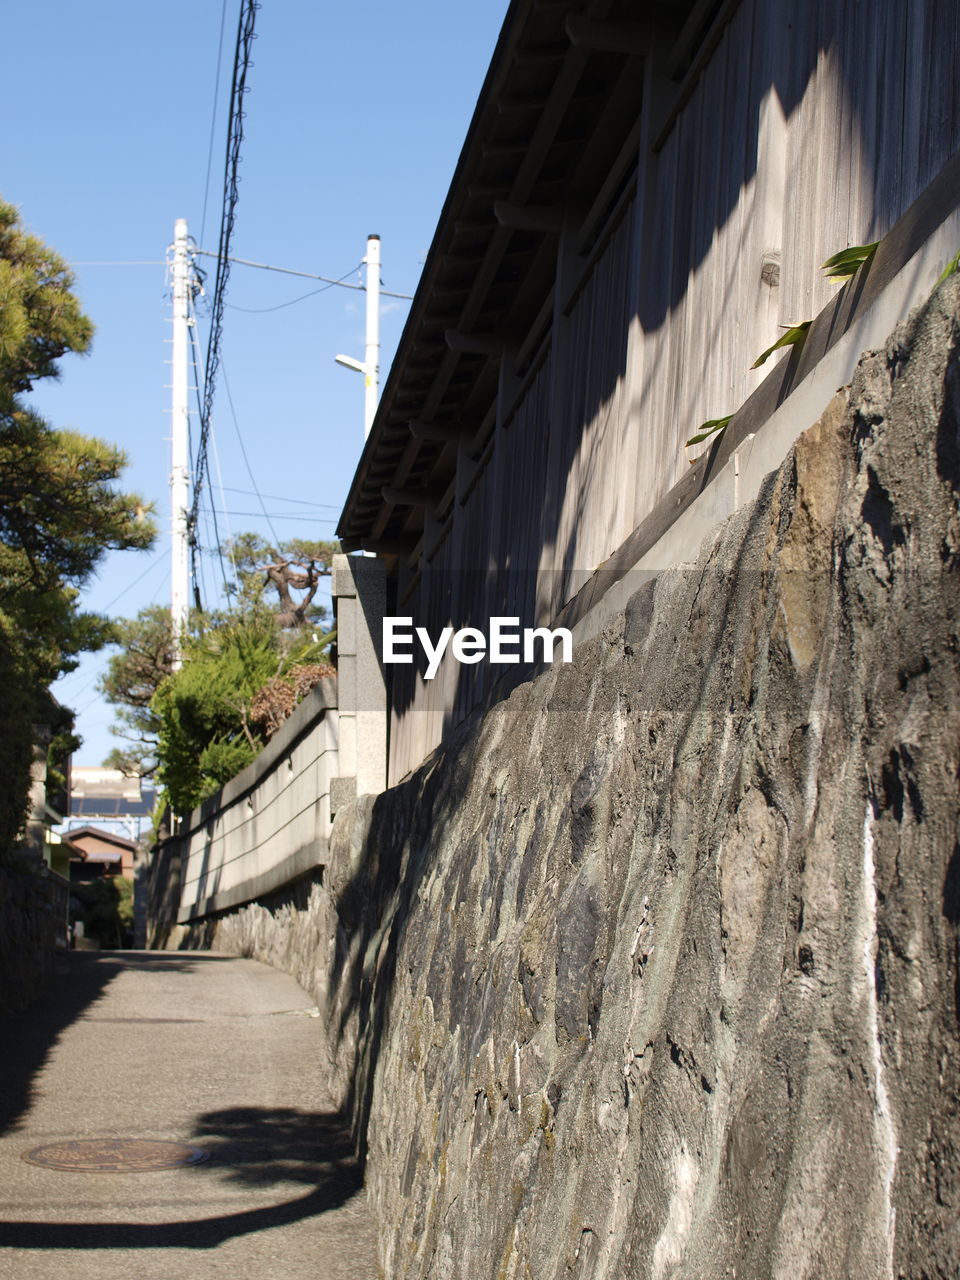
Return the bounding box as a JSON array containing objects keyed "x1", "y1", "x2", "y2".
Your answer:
[
  {"x1": 0, "y1": 952, "x2": 123, "y2": 1137},
  {"x1": 0, "y1": 952, "x2": 234, "y2": 1138},
  {"x1": 0, "y1": 1106, "x2": 364, "y2": 1251}
]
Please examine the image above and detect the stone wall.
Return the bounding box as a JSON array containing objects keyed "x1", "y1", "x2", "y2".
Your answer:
[
  {"x1": 184, "y1": 276, "x2": 960, "y2": 1278},
  {"x1": 0, "y1": 866, "x2": 66, "y2": 1016}
]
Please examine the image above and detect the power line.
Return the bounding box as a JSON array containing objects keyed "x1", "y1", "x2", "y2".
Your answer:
[
  {"x1": 209, "y1": 509, "x2": 340, "y2": 522},
  {"x1": 209, "y1": 419, "x2": 240, "y2": 595},
  {"x1": 193, "y1": 248, "x2": 414, "y2": 300},
  {"x1": 219, "y1": 486, "x2": 341, "y2": 509},
  {"x1": 199, "y1": 0, "x2": 230, "y2": 249},
  {"x1": 196, "y1": 503, "x2": 213, "y2": 608},
  {"x1": 220, "y1": 358, "x2": 283, "y2": 549},
  {"x1": 226, "y1": 264, "x2": 361, "y2": 312},
  {"x1": 187, "y1": 296, "x2": 214, "y2": 607},
  {"x1": 67, "y1": 251, "x2": 414, "y2": 299},
  {"x1": 100, "y1": 548, "x2": 171, "y2": 613},
  {"x1": 188, "y1": 0, "x2": 260, "y2": 604},
  {"x1": 188, "y1": 294, "x2": 230, "y2": 599}
]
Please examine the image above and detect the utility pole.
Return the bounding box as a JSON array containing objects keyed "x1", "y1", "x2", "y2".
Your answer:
[
  {"x1": 335, "y1": 233, "x2": 381, "y2": 439},
  {"x1": 363, "y1": 233, "x2": 381, "y2": 439},
  {"x1": 170, "y1": 217, "x2": 191, "y2": 670}
]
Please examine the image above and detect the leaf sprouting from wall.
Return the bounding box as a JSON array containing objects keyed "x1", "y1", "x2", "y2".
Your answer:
[
  {"x1": 821, "y1": 241, "x2": 878, "y2": 282},
  {"x1": 685, "y1": 414, "x2": 733, "y2": 452},
  {"x1": 751, "y1": 321, "x2": 812, "y2": 370}
]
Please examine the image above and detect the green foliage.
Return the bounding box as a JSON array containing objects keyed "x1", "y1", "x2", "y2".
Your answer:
[
  {"x1": 104, "y1": 528, "x2": 339, "y2": 791},
  {"x1": 99, "y1": 605, "x2": 175, "y2": 777},
  {"x1": 73, "y1": 875, "x2": 133, "y2": 948},
  {"x1": 0, "y1": 416, "x2": 153, "y2": 599},
  {"x1": 0, "y1": 611, "x2": 37, "y2": 859},
  {"x1": 0, "y1": 200, "x2": 154, "y2": 623},
  {"x1": 0, "y1": 199, "x2": 93, "y2": 399},
  {"x1": 821, "y1": 241, "x2": 879, "y2": 282},
  {"x1": 153, "y1": 617, "x2": 283, "y2": 814},
  {"x1": 221, "y1": 531, "x2": 276, "y2": 614},
  {"x1": 285, "y1": 627, "x2": 335, "y2": 666},
  {"x1": 0, "y1": 198, "x2": 156, "y2": 857},
  {"x1": 751, "y1": 321, "x2": 812, "y2": 370},
  {"x1": 221, "y1": 531, "x2": 337, "y2": 625},
  {"x1": 685, "y1": 414, "x2": 734, "y2": 451},
  {"x1": 938, "y1": 248, "x2": 960, "y2": 285}
]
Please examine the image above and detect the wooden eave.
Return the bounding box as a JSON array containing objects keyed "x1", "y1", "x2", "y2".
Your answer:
[{"x1": 337, "y1": 0, "x2": 711, "y2": 560}]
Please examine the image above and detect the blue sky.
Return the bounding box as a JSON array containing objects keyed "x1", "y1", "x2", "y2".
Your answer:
[{"x1": 1, "y1": 0, "x2": 509, "y2": 765}]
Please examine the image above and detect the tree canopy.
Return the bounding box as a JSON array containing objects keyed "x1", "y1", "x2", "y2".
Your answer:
[
  {"x1": 101, "y1": 534, "x2": 337, "y2": 810},
  {"x1": 98, "y1": 605, "x2": 175, "y2": 778},
  {"x1": 0, "y1": 197, "x2": 155, "y2": 858},
  {"x1": 221, "y1": 532, "x2": 338, "y2": 626},
  {"x1": 0, "y1": 199, "x2": 93, "y2": 398},
  {"x1": 150, "y1": 613, "x2": 334, "y2": 814},
  {"x1": 0, "y1": 199, "x2": 154, "y2": 675}
]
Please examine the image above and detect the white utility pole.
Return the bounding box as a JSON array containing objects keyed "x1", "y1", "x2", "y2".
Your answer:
[
  {"x1": 335, "y1": 233, "x2": 381, "y2": 439},
  {"x1": 170, "y1": 217, "x2": 191, "y2": 670},
  {"x1": 363, "y1": 233, "x2": 381, "y2": 438}
]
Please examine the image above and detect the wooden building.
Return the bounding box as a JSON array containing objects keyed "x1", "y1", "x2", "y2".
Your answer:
[{"x1": 337, "y1": 0, "x2": 960, "y2": 785}]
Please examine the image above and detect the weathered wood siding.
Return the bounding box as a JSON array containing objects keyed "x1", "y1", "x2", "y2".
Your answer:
[{"x1": 387, "y1": 0, "x2": 960, "y2": 783}]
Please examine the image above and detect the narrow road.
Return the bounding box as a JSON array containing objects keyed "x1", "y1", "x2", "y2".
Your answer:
[{"x1": 0, "y1": 951, "x2": 378, "y2": 1279}]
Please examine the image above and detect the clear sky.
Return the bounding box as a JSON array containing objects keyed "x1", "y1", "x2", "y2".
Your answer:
[{"x1": 1, "y1": 0, "x2": 509, "y2": 766}]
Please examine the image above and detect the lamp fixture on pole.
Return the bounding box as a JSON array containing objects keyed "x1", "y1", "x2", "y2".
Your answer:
[{"x1": 335, "y1": 233, "x2": 381, "y2": 439}]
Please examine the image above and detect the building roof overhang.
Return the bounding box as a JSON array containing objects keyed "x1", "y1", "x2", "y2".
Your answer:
[
  {"x1": 64, "y1": 826, "x2": 138, "y2": 852},
  {"x1": 337, "y1": 0, "x2": 716, "y2": 562}
]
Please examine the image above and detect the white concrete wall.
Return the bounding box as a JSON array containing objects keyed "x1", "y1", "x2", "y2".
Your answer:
[
  {"x1": 176, "y1": 681, "x2": 339, "y2": 921},
  {"x1": 169, "y1": 558, "x2": 389, "y2": 926}
]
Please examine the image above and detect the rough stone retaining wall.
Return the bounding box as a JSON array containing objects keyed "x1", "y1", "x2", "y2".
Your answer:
[
  {"x1": 182, "y1": 276, "x2": 960, "y2": 1279},
  {"x1": 0, "y1": 866, "x2": 65, "y2": 1016}
]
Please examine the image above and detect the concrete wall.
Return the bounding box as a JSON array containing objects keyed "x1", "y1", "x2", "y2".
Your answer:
[
  {"x1": 151, "y1": 554, "x2": 387, "y2": 938},
  {"x1": 168, "y1": 679, "x2": 339, "y2": 926},
  {"x1": 331, "y1": 553, "x2": 387, "y2": 802}
]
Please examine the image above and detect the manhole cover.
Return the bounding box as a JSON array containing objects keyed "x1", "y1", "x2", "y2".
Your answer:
[{"x1": 21, "y1": 1139, "x2": 210, "y2": 1172}]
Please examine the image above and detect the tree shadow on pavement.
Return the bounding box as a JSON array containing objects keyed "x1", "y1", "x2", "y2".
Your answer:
[
  {"x1": 0, "y1": 1106, "x2": 365, "y2": 1250},
  {"x1": 0, "y1": 952, "x2": 243, "y2": 1138}
]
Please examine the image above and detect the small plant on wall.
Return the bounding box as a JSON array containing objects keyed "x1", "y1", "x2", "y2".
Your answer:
[{"x1": 683, "y1": 240, "x2": 881, "y2": 463}]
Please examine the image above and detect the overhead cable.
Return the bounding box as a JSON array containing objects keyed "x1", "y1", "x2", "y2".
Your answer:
[
  {"x1": 199, "y1": 0, "x2": 231, "y2": 248},
  {"x1": 220, "y1": 359, "x2": 283, "y2": 550},
  {"x1": 208, "y1": 509, "x2": 339, "y2": 522},
  {"x1": 187, "y1": 294, "x2": 230, "y2": 598},
  {"x1": 188, "y1": 0, "x2": 260, "y2": 584},
  {"x1": 100, "y1": 547, "x2": 172, "y2": 613},
  {"x1": 226, "y1": 264, "x2": 361, "y2": 312},
  {"x1": 193, "y1": 248, "x2": 415, "y2": 300},
  {"x1": 218, "y1": 486, "x2": 341, "y2": 510}
]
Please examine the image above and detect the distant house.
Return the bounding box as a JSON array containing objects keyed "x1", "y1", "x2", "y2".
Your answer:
[
  {"x1": 64, "y1": 827, "x2": 137, "y2": 882},
  {"x1": 337, "y1": 0, "x2": 960, "y2": 785}
]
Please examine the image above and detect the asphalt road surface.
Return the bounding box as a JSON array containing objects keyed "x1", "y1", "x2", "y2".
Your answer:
[{"x1": 0, "y1": 950, "x2": 378, "y2": 1279}]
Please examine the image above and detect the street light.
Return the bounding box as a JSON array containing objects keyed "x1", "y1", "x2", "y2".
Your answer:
[
  {"x1": 334, "y1": 354, "x2": 366, "y2": 375},
  {"x1": 334, "y1": 234, "x2": 380, "y2": 440}
]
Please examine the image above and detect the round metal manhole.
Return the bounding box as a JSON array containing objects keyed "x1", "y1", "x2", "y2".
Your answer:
[{"x1": 21, "y1": 1139, "x2": 210, "y2": 1173}]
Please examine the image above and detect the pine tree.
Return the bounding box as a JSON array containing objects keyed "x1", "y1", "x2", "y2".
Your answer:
[{"x1": 0, "y1": 198, "x2": 156, "y2": 857}]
